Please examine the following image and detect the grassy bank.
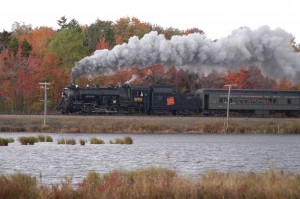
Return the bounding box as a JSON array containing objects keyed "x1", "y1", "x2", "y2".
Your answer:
[
  {"x1": 0, "y1": 115, "x2": 300, "y2": 134},
  {"x1": 0, "y1": 168, "x2": 299, "y2": 199}
]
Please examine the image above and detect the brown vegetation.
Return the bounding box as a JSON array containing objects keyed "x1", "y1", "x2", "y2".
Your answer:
[
  {"x1": 110, "y1": 136, "x2": 133, "y2": 144},
  {"x1": 0, "y1": 168, "x2": 299, "y2": 199},
  {"x1": 0, "y1": 116, "x2": 299, "y2": 134},
  {"x1": 90, "y1": 137, "x2": 105, "y2": 144}
]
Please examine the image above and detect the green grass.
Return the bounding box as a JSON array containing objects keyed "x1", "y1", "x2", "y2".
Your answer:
[{"x1": 0, "y1": 168, "x2": 299, "y2": 199}]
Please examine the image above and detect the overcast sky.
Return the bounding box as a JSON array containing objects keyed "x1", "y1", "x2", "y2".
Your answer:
[{"x1": 1, "y1": 0, "x2": 299, "y2": 41}]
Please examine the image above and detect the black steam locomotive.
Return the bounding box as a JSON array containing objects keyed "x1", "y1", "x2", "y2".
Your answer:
[{"x1": 56, "y1": 84, "x2": 300, "y2": 117}]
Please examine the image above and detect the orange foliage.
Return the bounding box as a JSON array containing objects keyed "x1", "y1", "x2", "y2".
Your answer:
[
  {"x1": 114, "y1": 17, "x2": 133, "y2": 44},
  {"x1": 276, "y1": 77, "x2": 293, "y2": 90},
  {"x1": 30, "y1": 27, "x2": 56, "y2": 54}
]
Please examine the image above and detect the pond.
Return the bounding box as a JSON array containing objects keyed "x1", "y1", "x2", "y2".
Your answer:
[{"x1": 1, "y1": 133, "x2": 300, "y2": 184}]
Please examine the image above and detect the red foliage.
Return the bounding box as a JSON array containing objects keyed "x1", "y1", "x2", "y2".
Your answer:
[{"x1": 96, "y1": 36, "x2": 110, "y2": 50}]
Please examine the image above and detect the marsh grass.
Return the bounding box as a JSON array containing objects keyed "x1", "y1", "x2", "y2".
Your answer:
[
  {"x1": 66, "y1": 139, "x2": 76, "y2": 145},
  {"x1": 0, "y1": 137, "x2": 10, "y2": 146},
  {"x1": 90, "y1": 137, "x2": 104, "y2": 144},
  {"x1": 79, "y1": 139, "x2": 86, "y2": 145},
  {"x1": 0, "y1": 168, "x2": 299, "y2": 199},
  {"x1": 19, "y1": 136, "x2": 38, "y2": 145},
  {"x1": 37, "y1": 135, "x2": 46, "y2": 142},
  {"x1": 6, "y1": 138, "x2": 14, "y2": 143},
  {"x1": 58, "y1": 138, "x2": 66, "y2": 144},
  {"x1": 110, "y1": 136, "x2": 133, "y2": 144},
  {"x1": 46, "y1": 136, "x2": 53, "y2": 142},
  {"x1": 0, "y1": 116, "x2": 300, "y2": 134}
]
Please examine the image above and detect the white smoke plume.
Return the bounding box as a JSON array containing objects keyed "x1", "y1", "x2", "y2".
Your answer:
[
  {"x1": 72, "y1": 26, "x2": 300, "y2": 82},
  {"x1": 124, "y1": 74, "x2": 138, "y2": 85}
]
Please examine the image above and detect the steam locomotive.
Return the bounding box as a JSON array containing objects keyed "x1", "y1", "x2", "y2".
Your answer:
[{"x1": 56, "y1": 83, "x2": 300, "y2": 117}]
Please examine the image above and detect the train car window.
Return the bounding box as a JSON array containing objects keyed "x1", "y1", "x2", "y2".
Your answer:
[
  {"x1": 273, "y1": 99, "x2": 277, "y2": 104},
  {"x1": 239, "y1": 99, "x2": 243, "y2": 104},
  {"x1": 219, "y1": 98, "x2": 223, "y2": 103},
  {"x1": 268, "y1": 99, "x2": 272, "y2": 104},
  {"x1": 244, "y1": 99, "x2": 247, "y2": 103},
  {"x1": 287, "y1": 99, "x2": 291, "y2": 104}
]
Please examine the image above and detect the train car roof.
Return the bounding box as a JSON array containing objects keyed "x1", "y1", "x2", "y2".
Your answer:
[{"x1": 195, "y1": 88, "x2": 300, "y2": 95}]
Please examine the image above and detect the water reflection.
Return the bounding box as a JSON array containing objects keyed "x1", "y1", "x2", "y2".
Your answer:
[{"x1": 0, "y1": 133, "x2": 300, "y2": 184}]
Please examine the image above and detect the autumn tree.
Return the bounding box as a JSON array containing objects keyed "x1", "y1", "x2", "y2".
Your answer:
[
  {"x1": 114, "y1": 17, "x2": 152, "y2": 44},
  {"x1": 276, "y1": 77, "x2": 293, "y2": 90},
  {"x1": 85, "y1": 20, "x2": 115, "y2": 53},
  {"x1": 30, "y1": 27, "x2": 56, "y2": 55},
  {"x1": 224, "y1": 66, "x2": 276, "y2": 89},
  {"x1": 198, "y1": 69, "x2": 226, "y2": 89},
  {"x1": 131, "y1": 17, "x2": 152, "y2": 39},
  {"x1": 0, "y1": 38, "x2": 42, "y2": 113},
  {"x1": 163, "y1": 27, "x2": 183, "y2": 40},
  {"x1": 184, "y1": 28, "x2": 205, "y2": 36}
]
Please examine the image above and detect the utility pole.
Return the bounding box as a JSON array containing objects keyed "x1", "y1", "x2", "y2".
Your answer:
[
  {"x1": 226, "y1": 84, "x2": 232, "y2": 131},
  {"x1": 224, "y1": 84, "x2": 237, "y2": 132},
  {"x1": 39, "y1": 82, "x2": 50, "y2": 126}
]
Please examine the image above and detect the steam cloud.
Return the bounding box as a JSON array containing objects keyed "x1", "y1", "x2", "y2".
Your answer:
[{"x1": 72, "y1": 26, "x2": 300, "y2": 82}]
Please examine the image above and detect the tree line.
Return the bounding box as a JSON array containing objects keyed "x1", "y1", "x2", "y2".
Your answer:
[{"x1": 0, "y1": 17, "x2": 299, "y2": 114}]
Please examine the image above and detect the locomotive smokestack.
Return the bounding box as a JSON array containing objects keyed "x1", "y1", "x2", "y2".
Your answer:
[{"x1": 71, "y1": 26, "x2": 300, "y2": 82}]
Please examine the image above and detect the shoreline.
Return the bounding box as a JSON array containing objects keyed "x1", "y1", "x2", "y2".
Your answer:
[{"x1": 0, "y1": 115, "x2": 299, "y2": 134}]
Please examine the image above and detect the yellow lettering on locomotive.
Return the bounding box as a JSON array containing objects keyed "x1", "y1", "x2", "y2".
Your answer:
[
  {"x1": 134, "y1": 97, "x2": 143, "y2": 102},
  {"x1": 167, "y1": 97, "x2": 175, "y2": 105}
]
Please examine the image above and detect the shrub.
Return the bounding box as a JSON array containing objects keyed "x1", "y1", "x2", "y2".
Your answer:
[
  {"x1": 19, "y1": 136, "x2": 38, "y2": 145},
  {"x1": 46, "y1": 136, "x2": 53, "y2": 142},
  {"x1": 110, "y1": 136, "x2": 133, "y2": 144},
  {"x1": 66, "y1": 139, "x2": 76, "y2": 145},
  {"x1": 0, "y1": 173, "x2": 39, "y2": 198},
  {"x1": 90, "y1": 137, "x2": 104, "y2": 144},
  {"x1": 7, "y1": 138, "x2": 14, "y2": 143},
  {"x1": 37, "y1": 135, "x2": 46, "y2": 142},
  {"x1": 79, "y1": 139, "x2": 86, "y2": 146},
  {"x1": 58, "y1": 138, "x2": 65, "y2": 144},
  {"x1": 0, "y1": 138, "x2": 9, "y2": 146},
  {"x1": 124, "y1": 136, "x2": 133, "y2": 144}
]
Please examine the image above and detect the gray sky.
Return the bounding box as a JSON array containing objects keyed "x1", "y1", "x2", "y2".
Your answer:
[{"x1": 1, "y1": 0, "x2": 299, "y2": 41}]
